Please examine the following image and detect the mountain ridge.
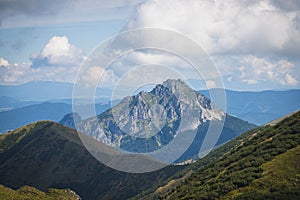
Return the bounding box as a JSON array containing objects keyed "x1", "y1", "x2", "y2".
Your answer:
[
  {"x1": 0, "y1": 120, "x2": 181, "y2": 200},
  {"x1": 76, "y1": 79, "x2": 255, "y2": 162},
  {"x1": 134, "y1": 110, "x2": 300, "y2": 199},
  {"x1": 0, "y1": 184, "x2": 81, "y2": 200}
]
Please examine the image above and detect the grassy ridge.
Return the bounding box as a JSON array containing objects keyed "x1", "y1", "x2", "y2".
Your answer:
[
  {"x1": 138, "y1": 111, "x2": 300, "y2": 199},
  {"x1": 0, "y1": 121, "x2": 180, "y2": 200},
  {"x1": 0, "y1": 185, "x2": 80, "y2": 200}
]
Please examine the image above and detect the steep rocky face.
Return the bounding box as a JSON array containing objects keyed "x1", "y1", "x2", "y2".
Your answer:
[{"x1": 78, "y1": 79, "x2": 225, "y2": 153}]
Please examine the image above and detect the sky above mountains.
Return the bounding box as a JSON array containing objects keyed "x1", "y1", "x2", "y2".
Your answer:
[{"x1": 0, "y1": 0, "x2": 300, "y2": 91}]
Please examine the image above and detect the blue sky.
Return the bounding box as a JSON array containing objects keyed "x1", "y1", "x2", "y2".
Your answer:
[
  {"x1": 0, "y1": 21, "x2": 124, "y2": 63},
  {"x1": 0, "y1": 0, "x2": 300, "y2": 91}
]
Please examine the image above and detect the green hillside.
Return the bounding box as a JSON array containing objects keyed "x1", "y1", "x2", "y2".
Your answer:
[
  {"x1": 0, "y1": 185, "x2": 80, "y2": 200},
  {"x1": 223, "y1": 146, "x2": 300, "y2": 199},
  {"x1": 0, "y1": 121, "x2": 180, "y2": 200},
  {"x1": 136, "y1": 111, "x2": 300, "y2": 199}
]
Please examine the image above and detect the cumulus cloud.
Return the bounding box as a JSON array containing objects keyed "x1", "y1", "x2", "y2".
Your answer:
[
  {"x1": 0, "y1": 57, "x2": 10, "y2": 67},
  {"x1": 108, "y1": 0, "x2": 299, "y2": 89},
  {"x1": 125, "y1": 0, "x2": 300, "y2": 57},
  {"x1": 77, "y1": 66, "x2": 118, "y2": 88},
  {"x1": 0, "y1": 62, "x2": 25, "y2": 83},
  {"x1": 0, "y1": 35, "x2": 121, "y2": 85},
  {"x1": 206, "y1": 80, "x2": 216, "y2": 88},
  {"x1": 30, "y1": 36, "x2": 83, "y2": 68},
  {"x1": 223, "y1": 55, "x2": 299, "y2": 86},
  {"x1": 0, "y1": 36, "x2": 84, "y2": 84},
  {"x1": 285, "y1": 74, "x2": 298, "y2": 85},
  {"x1": 1, "y1": 0, "x2": 299, "y2": 90},
  {"x1": 0, "y1": 61, "x2": 80, "y2": 85},
  {"x1": 110, "y1": 50, "x2": 193, "y2": 77}
]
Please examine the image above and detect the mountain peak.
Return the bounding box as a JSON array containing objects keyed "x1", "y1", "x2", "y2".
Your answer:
[
  {"x1": 150, "y1": 79, "x2": 195, "y2": 98},
  {"x1": 78, "y1": 79, "x2": 228, "y2": 156},
  {"x1": 162, "y1": 79, "x2": 187, "y2": 87},
  {"x1": 162, "y1": 79, "x2": 192, "y2": 92}
]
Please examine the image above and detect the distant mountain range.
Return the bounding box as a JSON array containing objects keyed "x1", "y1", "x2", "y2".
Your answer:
[
  {"x1": 0, "y1": 102, "x2": 110, "y2": 133},
  {"x1": 200, "y1": 89, "x2": 300, "y2": 125},
  {"x1": 0, "y1": 81, "x2": 112, "y2": 101},
  {"x1": 74, "y1": 79, "x2": 255, "y2": 162},
  {"x1": 0, "y1": 81, "x2": 75, "y2": 101},
  {"x1": 0, "y1": 102, "x2": 71, "y2": 133},
  {"x1": 1, "y1": 81, "x2": 299, "y2": 128},
  {"x1": 0, "y1": 96, "x2": 47, "y2": 112}
]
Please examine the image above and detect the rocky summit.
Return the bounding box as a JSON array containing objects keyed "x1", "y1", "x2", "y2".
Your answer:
[{"x1": 77, "y1": 79, "x2": 255, "y2": 161}]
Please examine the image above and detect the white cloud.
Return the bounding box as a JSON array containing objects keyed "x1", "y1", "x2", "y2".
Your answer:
[
  {"x1": 0, "y1": 57, "x2": 10, "y2": 67},
  {"x1": 219, "y1": 55, "x2": 299, "y2": 86},
  {"x1": 285, "y1": 74, "x2": 298, "y2": 86},
  {"x1": 0, "y1": 65, "x2": 24, "y2": 83},
  {"x1": 125, "y1": 0, "x2": 300, "y2": 57},
  {"x1": 0, "y1": 36, "x2": 85, "y2": 84},
  {"x1": 41, "y1": 36, "x2": 82, "y2": 65},
  {"x1": 109, "y1": 63, "x2": 188, "y2": 98},
  {"x1": 0, "y1": 62, "x2": 80, "y2": 84},
  {"x1": 97, "y1": 0, "x2": 300, "y2": 90},
  {"x1": 110, "y1": 50, "x2": 192, "y2": 76},
  {"x1": 206, "y1": 80, "x2": 216, "y2": 88},
  {"x1": 242, "y1": 79, "x2": 258, "y2": 85},
  {"x1": 31, "y1": 36, "x2": 83, "y2": 68},
  {"x1": 78, "y1": 66, "x2": 118, "y2": 88},
  {"x1": 1, "y1": 0, "x2": 299, "y2": 90}
]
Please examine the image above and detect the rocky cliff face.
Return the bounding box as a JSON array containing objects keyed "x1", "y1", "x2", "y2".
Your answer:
[{"x1": 78, "y1": 79, "x2": 225, "y2": 153}]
